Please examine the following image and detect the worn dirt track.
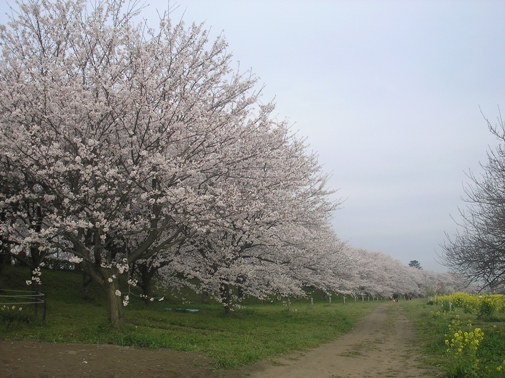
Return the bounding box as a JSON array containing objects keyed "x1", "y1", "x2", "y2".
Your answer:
[
  {"x1": 243, "y1": 304, "x2": 437, "y2": 378},
  {"x1": 0, "y1": 303, "x2": 437, "y2": 378}
]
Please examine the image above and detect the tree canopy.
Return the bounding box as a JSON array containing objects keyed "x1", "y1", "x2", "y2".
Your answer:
[
  {"x1": 0, "y1": 0, "x2": 340, "y2": 326},
  {"x1": 0, "y1": 0, "x2": 469, "y2": 328},
  {"x1": 408, "y1": 260, "x2": 422, "y2": 270},
  {"x1": 442, "y1": 113, "x2": 505, "y2": 291}
]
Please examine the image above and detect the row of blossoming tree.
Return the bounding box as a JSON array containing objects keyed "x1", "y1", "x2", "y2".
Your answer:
[
  {"x1": 0, "y1": 0, "x2": 343, "y2": 327},
  {"x1": 337, "y1": 247, "x2": 471, "y2": 300},
  {"x1": 0, "y1": 0, "x2": 466, "y2": 328}
]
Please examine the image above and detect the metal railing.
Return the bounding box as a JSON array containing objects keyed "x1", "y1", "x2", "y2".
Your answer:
[{"x1": 0, "y1": 289, "x2": 46, "y2": 321}]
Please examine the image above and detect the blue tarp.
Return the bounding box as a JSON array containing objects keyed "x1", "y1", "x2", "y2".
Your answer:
[{"x1": 164, "y1": 308, "x2": 199, "y2": 313}]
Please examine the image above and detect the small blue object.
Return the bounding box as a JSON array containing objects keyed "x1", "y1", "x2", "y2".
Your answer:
[{"x1": 164, "y1": 307, "x2": 199, "y2": 313}]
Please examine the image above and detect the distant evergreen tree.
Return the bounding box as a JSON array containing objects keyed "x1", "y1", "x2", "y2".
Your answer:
[{"x1": 409, "y1": 260, "x2": 422, "y2": 270}]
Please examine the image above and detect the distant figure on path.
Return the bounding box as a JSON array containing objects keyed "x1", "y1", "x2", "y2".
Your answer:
[{"x1": 392, "y1": 293, "x2": 399, "y2": 302}]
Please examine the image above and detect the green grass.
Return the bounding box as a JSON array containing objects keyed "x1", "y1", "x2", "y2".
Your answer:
[
  {"x1": 0, "y1": 265, "x2": 381, "y2": 369},
  {"x1": 11, "y1": 264, "x2": 505, "y2": 375},
  {"x1": 402, "y1": 299, "x2": 505, "y2": 377}
]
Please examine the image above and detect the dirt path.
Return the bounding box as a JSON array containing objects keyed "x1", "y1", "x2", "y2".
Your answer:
[
  {"x1": 242, "y1": 304, "x2": 437, "y2": 378},
  {"x1": 0, "y1": 304, "x2": 437, "y2": 378},
  {"x1": 0, "y1": 340, "x2": 226, "y2": 378}
]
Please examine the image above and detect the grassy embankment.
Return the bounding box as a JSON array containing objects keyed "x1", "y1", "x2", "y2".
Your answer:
[
  {"x1": 0, "y1": 265, "x2": 382, "y2": 369},
  {"x1": 11, "y1": 264, "x2": 503, "y2": 376},
  {"x1": 403, "y1": 297, "x2": 505, "y2": 377}
]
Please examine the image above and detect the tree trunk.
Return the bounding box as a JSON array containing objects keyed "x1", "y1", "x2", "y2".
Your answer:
[
  {"x1": 237, "y1": 286, "x2": 244, "y2": 302},
  {"x1": 137, "y1": 263, "x2": 155, "y2": 305},
  {"x1": 102, "y1": 270, "x2": 123, "y2": 329},
  {"x1": 220, "y1": 283, "x2": 233, "y2": 315},
  {"x1": 201, "y1": 290, "x2": 209, "y2": 304},
  {"x1": 81, "y1": 272, "x2": 93, "y2": 298},
  {"x1": 80, "y1": 260, "x2": 124, "y2": 329},
  {"x1": 141, "y1": 274, "x2": 153, "y2": 305},
  {"x1": 0, "y1": 249, "x2": 11, "y2": 290}
]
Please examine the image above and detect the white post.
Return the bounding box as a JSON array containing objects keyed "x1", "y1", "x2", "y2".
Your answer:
[{"x1": 311, "y1": 297, "x2": 313, "y2": 306}]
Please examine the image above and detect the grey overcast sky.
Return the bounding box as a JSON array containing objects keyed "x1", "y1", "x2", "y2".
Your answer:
[
  {"x1": 160, "y1": 0, "x2": 505, "y2": 272},
  {"x1": 2, "y1": 0, "x2": 504, "y2": 271}
]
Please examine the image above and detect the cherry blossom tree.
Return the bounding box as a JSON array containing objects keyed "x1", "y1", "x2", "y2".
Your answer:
[
  {"x1": 337, "y1": 247, "x2": 437, "y2": 300},
  {"x1": 160, "y1": 225, "x2": 348, "y2": 312},
  {"x1": 0, "y1": 131, "x2": 55, "y2": 290},
  {"x1": 1, "y1": 0, "x2": 312, "y2": 327},
  {"x1": 155, "y1": 138, "x2": 340, "y2": 312}
]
